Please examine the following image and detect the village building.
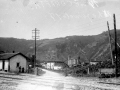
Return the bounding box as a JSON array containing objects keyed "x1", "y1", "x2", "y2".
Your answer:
[
  {"x1": 40, "y1": 61, "x2": 68, "y2": 70},
  {"x1": 0, "y1": 52, "x2": 29, "y2": 73},
  {"x1": 90, "y1": 61, "x2": 100, "y2": 65},
  {"x1": 68, "y1": 58, "x2": 79, "y2": 67}
]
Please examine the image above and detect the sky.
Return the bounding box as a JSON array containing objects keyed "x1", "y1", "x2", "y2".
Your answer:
[{"x1": 0, "y1": 0, "x2": 120, "y2": 40}]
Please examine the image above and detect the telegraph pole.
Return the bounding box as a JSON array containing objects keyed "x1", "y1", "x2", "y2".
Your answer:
[
  {"x1": 113, "y1": 14, "x2": 118, "y2": 77},
  {"x1": 107, "y1": 21, "x2": 114, "y2": 65},
  {"x1": 32, "y1": 28, "x2": 40, "y2": 68}
]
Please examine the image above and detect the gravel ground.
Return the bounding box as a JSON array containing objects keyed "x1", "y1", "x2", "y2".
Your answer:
[
  {"x1": 0, "y1": 70, "x2": 120, "y2": 90},
  {"x1": 0, "y1": 80, "x2": 18, "y2": 90}
]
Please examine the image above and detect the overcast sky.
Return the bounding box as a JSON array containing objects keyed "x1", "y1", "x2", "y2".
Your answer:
[{"x1": 0, "y1": 0, "x2": 120, "y2": 40}]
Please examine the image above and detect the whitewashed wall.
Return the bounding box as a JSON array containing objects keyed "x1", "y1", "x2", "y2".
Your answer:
[
  {"x1": 0, "y1": 61, "x2": 2, "y2": 70},
  {"x1": 47, "y1": 63, "x2": 51, "y2": 69},
  {"x1": 51, "y1": 63, "x2": 54, "y2": 69},
  {"x1": 4, "y1": 60, "x2": 8, "y2": 71},
  {"x1": 10, "y1": 55, "x2": 27, "y2": 72}
]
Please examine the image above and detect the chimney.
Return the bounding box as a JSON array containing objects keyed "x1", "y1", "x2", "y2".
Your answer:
[{"x1": 13, "y1": 51, "x2": 15, "y2": 53}]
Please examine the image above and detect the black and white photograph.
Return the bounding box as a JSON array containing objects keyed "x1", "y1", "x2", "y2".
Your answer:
[{"x1": 0, "y1": 0, "x2": 120, "y2": 90}]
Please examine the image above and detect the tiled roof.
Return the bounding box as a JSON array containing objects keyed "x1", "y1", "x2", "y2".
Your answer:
[{"x1": 0, "y1": 52, "x2": 29, "y2": 60}]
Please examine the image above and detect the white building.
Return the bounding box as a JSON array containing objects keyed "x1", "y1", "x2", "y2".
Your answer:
[
  {"x1": 46, "y1": 62, "x2": 55, "y2": 69},
  {"x1": 0, "y1": 52, "x2": 29, "y2": 72},
  {"x1": 68, "y1": 58, "x2": 78, "y2": 67},
  {"x1": 90, "y1": 61, "x2": 101, "y2": 65}
]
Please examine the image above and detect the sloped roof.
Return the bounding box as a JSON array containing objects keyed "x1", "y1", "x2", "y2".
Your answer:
[{"x1": 0, "y1": 52, "x2": 29, "y2": 60}]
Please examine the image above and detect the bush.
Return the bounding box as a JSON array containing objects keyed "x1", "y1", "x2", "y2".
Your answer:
[{"x1": 96, "y1": 61, "x2": 115, "y2": 68}]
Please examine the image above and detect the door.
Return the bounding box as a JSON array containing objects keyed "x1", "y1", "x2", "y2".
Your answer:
[
  {"x1": 4, "y1": 61, "x2": 9, "y2": 71},
  {"x1": 0, "y1": 61, "x2": 2, "y2": 70},
  {"x1": 2, "y1": 60, "x2": 5, "y2": 70}
]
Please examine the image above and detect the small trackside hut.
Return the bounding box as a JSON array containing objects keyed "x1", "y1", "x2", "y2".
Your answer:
[{"x1": 0, "y1": 52, "x2": 29, "y2": 73}]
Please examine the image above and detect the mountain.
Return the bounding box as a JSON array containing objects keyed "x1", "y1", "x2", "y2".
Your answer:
[
  {"x1": 0, "y1": 30, "x2": 120, "y2": 63},
  {"x1": 0, "y1": 38, "x2": 33, "y2": 54},
  {"x1": 83, "y1": 29, "x2": 120, "y2": 62}
]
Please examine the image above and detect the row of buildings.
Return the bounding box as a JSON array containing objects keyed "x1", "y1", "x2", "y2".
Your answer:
[
  {"x1": 0, "y1": 51, "x2": 79, "y2": 72},
  {"x1": 67, "y1": 57, "x2": 100, "y2": 67},
  {"x1": 0, "y1": 51, "x2": 100, "y2": 73}
]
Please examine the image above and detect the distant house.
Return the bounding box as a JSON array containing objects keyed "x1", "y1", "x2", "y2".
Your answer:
[
  {"x1": 90, "y1": 61, "x2": 101, "y2": 65},
  {"x1": 99, "y1": 68, "x2": 115, "y2": 74},
  {"x1": 0, "y1": 52, "x2": 29, "y2": 72},
  {"x1": 68, "y1": 58, "x2": 79, "y2": 67}
]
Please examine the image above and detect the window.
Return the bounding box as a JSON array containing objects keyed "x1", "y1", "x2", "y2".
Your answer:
[{"x1": 16, "y1": 62, "x2": 20, "y2": 67}]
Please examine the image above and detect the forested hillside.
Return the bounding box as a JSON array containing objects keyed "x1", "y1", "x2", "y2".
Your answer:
[{"x1": 0, "y1": 30, "x2": 120, "y2": 63}]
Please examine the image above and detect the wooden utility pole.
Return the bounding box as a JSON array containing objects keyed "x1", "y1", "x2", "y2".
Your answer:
[
  {"x1": 107, "y1": 21, "x2": 114, "y2": 65},
  {"x1": 111, "y1": 37, "x2": 120, "y2": 48},
  {"x1": 113, "y1": 14, "x2": 118, "y2": 77},
  {"x1": 32, "y1": 28, "x2": 40, "y2": 68}
]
